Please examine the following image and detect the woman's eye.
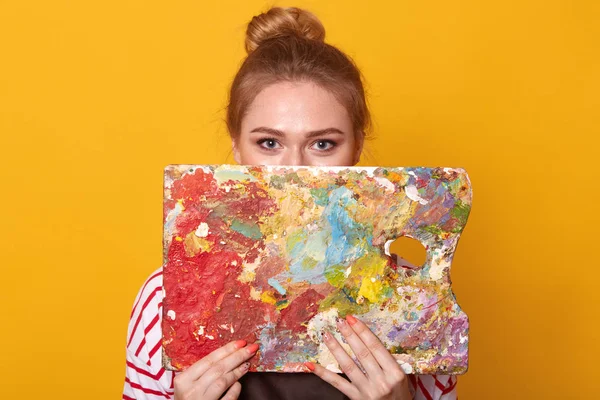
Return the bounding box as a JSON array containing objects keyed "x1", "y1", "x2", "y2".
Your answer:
[
  {"x1": 257, "y1": 139, "x2": 280, "y2": 150},
  {"x1": 311, "y1": 140, "x2": 336, "y2": 151}
]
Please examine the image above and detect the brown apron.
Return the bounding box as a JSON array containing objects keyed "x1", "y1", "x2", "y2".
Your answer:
[{"x1": 238, "y1": 372, "x2": 351, "y2": 399}]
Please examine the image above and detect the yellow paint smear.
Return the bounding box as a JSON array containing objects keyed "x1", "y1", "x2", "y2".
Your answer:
[
  {"x1": 352, "y1": 253, "x2": 390, "y2": 303},
  {"x1": 184, "y1": 231, "x2": 213, "y2": 257},
  {"x1": 358, "y1": 278, "x2": 385, "y2": 303},
  {"x1": 261, "y1": 290, "x2": 277, "y2": 305}
]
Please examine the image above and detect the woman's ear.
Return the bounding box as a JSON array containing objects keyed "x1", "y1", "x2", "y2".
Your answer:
[
  {"x1": 232, "y1": 140, "x2": 241, "y2": 164},
  {"x1": 352, "y1": 133, "x2": 365, "y2": 165}
]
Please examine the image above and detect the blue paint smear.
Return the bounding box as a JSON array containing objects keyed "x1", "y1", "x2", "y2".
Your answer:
[
  {"x1": 281, "y1": 186, "x2": 372, "y2": 285},
  {"x1": 323, "y1": 186, "x2": 371, "y2": 266},
  {"x1": 284, "y1": 229, "x2": 329, "y2": 284},
  {"x1": 230, "y1": 219, "x2": 262, "y2": 240},
  {"x1": 268, "y1": 278, "x2": 287, "y2": 295}
]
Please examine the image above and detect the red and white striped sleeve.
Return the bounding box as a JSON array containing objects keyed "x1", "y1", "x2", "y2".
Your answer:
[
  {"x1": 123, "y1": 267, "x2": 175, "y2": 400},
  {"x1": 408, "y1": 374, "x2": 458, "y2": 400}
]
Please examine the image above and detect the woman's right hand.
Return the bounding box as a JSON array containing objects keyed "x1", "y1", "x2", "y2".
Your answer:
[{"x1": 173, "y1": 340, "x2": 259, "y2": 400}]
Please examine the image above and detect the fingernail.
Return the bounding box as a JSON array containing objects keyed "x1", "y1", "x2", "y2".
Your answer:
[
  {"x1": 304, "y1": 361, "x2": 316, "y2": 371},
  {"x1": 247, "y1": 343, "x2": 259, "y2": 353},
  {"x1": 235, "y1": 340, "x2": 247, "y2": 349},
  {"x1": 323, "y1": 331, "x2": 333, "y2": 341},
  {"x1": 346, "y1": 314, "x2": 358, "y2": 325},
  {"x1": 336, "y1": 317, "x2": 347, "y2": 328},
  {"x1": 241, "y1": 362, "x2": 250, "y2": 370}
]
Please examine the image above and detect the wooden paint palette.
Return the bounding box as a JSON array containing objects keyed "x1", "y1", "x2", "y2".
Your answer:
[{"x1": 162, "y1": 165, "x2": 471, "y2": 375}]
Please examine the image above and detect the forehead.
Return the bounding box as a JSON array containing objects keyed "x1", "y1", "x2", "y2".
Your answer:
[{"x1": 242, "y1": 81, "x2": 352, "y2": 133}]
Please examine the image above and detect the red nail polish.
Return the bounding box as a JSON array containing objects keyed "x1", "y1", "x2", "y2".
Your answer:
[
  {"x1": 235, "y1": 340, "x2": 247, "y2": 349},
  {"x1": 304, "y1": 361, "x2": 316, "y2": 371},
  {"x1": 247, "y1": 343, "x2": 259, "y2": 353},
  {"x1": 346, "y1": 314, "x2": 358, "y2": 325}
]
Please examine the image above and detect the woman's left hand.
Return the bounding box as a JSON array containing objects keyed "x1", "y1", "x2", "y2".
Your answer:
[{"x1": 304, "y1": 314, "x2": 412, "y2": 400}]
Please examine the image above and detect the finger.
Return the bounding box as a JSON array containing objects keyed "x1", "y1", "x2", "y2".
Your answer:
[
  {"x1": 322, "y1": 330, "x2": 369, "y2": 387},
  {"x1": 221, "y1": 381, "x2": 242, "y2": 400},
  {"x1": 183, "y1": 340, "x2": 248, "y2": 381},
  {"x1": 346, "y1": 315, "x2": 405, "y2": 376},
  {"x1": 336, "y1": 316, "x2": 383, "y2": 378},
  {"x1": 197, "y1": 343, "x2": 259, "y2": 389},
  {"x1": 202, "y1": 362, "x2": 249, "y2": 400},
  {"x1": 305, "y1": 361, "x2": 360, "y2": 399}
]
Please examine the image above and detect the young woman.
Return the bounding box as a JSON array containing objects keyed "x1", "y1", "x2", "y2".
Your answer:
[{"x1": 123, "y1": 7, "x2": 458, "y2": 400}]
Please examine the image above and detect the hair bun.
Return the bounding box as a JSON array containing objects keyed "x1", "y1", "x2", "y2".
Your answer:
[{"x1": 245, "y1": 7, "x2": 326, "y2": 54}]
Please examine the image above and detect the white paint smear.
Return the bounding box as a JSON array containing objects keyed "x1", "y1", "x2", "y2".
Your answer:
[
  {"x1": 405, "y1": 185, "x2": 429, "y2": 205},
  {"x1": 195, "y1": 222, "x2": 209, "y2": 237}
]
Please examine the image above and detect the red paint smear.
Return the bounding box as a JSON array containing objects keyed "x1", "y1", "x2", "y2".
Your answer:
[
  {"x1": 163, "y1": 170, "x2": 280, "y2": 370},
  {"x1": 163, "y1": 239, "x2": 275, "y2": 369},
  {"x1": 174, "y1": 207, "x2": 213, "y2": 238},
  {"x1": 223, "y1": 181, "x2": 278, "y2": 220},
  {"x1": 164, "y1": 168, "x2": 217, "y2": 223},
  {"x1": 277, "y1": 289, "x2": 324, "y2": 333},
  {"x1": 170, "y1": 168, "x2": 219, "y2": 208},
  {"x1": 252, "y1": 255, "x2": 288, "y2": 292},
  {"x1": 414, "y1": 174, "x2": 429, "y2": 189}
]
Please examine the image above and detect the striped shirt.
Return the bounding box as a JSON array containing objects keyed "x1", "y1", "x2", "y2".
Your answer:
[{"x1": 123, "y1": 267, "x2": 458, "y2": 399}]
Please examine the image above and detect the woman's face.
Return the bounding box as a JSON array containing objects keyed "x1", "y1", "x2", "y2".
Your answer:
[{"x1": 232, "y1": 81, "x2": 363, "y2": 167}]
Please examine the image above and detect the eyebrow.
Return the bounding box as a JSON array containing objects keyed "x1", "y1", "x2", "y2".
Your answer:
[{"x1": 249, "y1": 127, "x2": 345, "y2": 139}]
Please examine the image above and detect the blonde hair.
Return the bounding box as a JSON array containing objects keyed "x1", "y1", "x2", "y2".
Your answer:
[{"x1": 226, "y1": 7, "x2": 371, "y2": 140}]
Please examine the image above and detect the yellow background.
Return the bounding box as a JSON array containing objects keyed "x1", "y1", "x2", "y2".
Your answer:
[{"x1": 1, "y1": 1, "x2": 598, "y2": 398}]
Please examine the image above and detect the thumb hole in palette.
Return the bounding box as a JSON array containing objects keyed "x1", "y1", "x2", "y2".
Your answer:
[{"x1": 385, "y1": 236, "x2": 427, "y2": 270}]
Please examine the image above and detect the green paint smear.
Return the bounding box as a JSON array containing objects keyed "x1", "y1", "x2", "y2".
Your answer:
[
  {"x1": 324, "y1": 264, "x2": 346, "y2": 288},
  {"x1": 422, "y1": 224, "x2": 443, "y2": 236},
  {"x1": 447, "y1": 177, "x2": 465, "y2": 196},
  {"x1": 230, "y1": 219, "x2": 262, "y2": 240},
  {"x1": 450, "y1": 200, "x2": 470, "y2": 226},
  {"x1": 301, "y1": 257, "x2": 318, "y2": 271},
  {"x1": 310, "y1": 187, "x2": 330, "y2": 206},
  {"x1": 275, "y1": 299, "x2": 289, "y2": 310},
  {"x1": 403, "y1": 310, "x2": 419, "y2": 321},
  {"x1": 382, "y1": 285, "x2": 395, "y2": 298},
  {"x1": 271, "y1": 172, "x2": 302, "y2": 189},
  {"x1": 286, "y1": 230, "x2": 306, "y2": 254},
  {"x1": 269, "y1": 175, "x2": 286, "y2": 190},
  {"x1": 318, "y1": 286, "x2": 370, "y2": 314},
  {"x1": 285, "y1": 172, "x2": 301, "y2": 183}
]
